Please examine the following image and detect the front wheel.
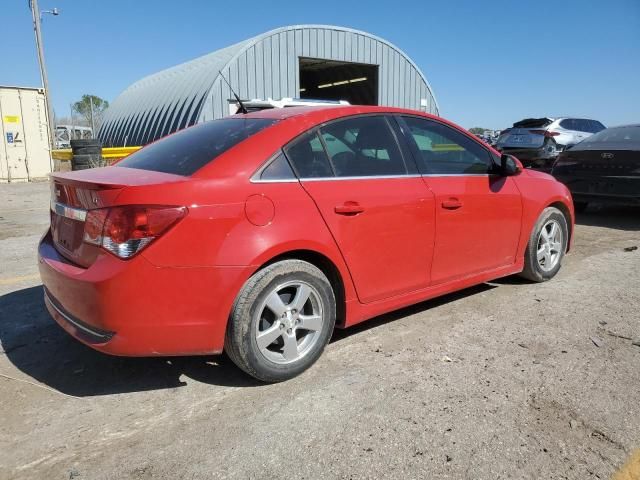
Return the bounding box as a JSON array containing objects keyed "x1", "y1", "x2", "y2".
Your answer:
[
  {"x1": 225, "y1": 260, "x2": 336, "y2": 382},
  {"x1": 519, "y1": 207, "x2": 569, "y2": 282}
]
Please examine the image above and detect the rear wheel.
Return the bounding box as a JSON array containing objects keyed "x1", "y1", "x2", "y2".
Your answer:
[
  {"x1": 225, "y1": 260, "x2": 336, "y2": 382},
  {"x1": 520, "y1": 207, "x2": 568, "y2": 282}
]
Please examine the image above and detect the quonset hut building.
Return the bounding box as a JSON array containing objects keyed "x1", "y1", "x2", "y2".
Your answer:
[{"x1": 98, "y1": 25, "x2": 439, "y2": 147}]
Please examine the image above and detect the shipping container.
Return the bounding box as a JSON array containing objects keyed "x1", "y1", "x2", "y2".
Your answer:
[{"x1": 0, "y1": 85, "x2": 52, "y2": 182}]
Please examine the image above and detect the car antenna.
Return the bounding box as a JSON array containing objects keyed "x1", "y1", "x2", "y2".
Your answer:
[{"x1": 219, "y1": 71, "x2": 248, "y2": 114}]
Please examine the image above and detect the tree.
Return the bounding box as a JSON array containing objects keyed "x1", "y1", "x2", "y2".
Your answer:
[
  {"x1": 72, "y1": 95, "x2": 109, "y2": 134},
  {"x1": 469, "y1": 127, "x2": 489, "y2": 135}
]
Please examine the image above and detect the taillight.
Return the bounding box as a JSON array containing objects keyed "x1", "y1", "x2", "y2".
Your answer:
[
  {"x1": 529, "y1": 129, "x2": 560, "y2": 137},
  {"x1": 83, "y1": 205, "x2": 187, "y2": 259}
]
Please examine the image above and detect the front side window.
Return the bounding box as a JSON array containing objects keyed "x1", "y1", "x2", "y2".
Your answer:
[
  {"x1": 117, "y1": 118, "x2": 277, "y2": 176},
  {"x1": 319, "y1": 116, "x2": 406, "y2": 177},
  {"x1": 400, "y1": 116, "x2": 493, "y2": 175},
  {"x1": 584, "y1": 120, "x2": 606, "y2": 133}
]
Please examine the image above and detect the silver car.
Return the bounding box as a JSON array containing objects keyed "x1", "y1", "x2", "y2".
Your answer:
[{"x1": 496, "y1": 117, "x2": 605, "y2": 170}]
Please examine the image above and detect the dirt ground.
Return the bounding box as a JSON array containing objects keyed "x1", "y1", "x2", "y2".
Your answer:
[{"x1": 0, "y1": 181, "x2": 639, "y2": 480}]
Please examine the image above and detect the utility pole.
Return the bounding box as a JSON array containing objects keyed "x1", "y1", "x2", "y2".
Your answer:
[
  {"x1": 89, "y1": 97, "x2": 95, "y2": 136},
  {"x1": 29, "y1": 0, "x2": 57, "y2": 148},
  {"x1": 70, "y1": 103, "x2": 75, "y2": 141}
]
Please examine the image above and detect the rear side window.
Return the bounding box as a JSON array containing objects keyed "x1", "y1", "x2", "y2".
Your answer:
[
  {"x1": 319, "y1": 116, "x2": 406, "y2": 177},
  {"x1": 284, "y1": 131, "x2": 334, "y2": 178},
  {"x1": 401, "y1": 116, "x2": 493, "y2": 175},
  {"x1": 560, "y1": 119, "x2": 575, "y2": 130},
  {"x1": 561, "y1": 119, "x2": 606, "y2": 133},
  {"x1": 117, "y1": 118, "x2": 277, "y2": 175},
  {"x1": 259, "y1": 153, "x2": 296, "y2": 181}
]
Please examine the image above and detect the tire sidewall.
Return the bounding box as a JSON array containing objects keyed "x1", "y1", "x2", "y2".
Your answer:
[
  {"x1": 526, "y1": 207, "x2": 568, "y2": 281},
  {"x1": 230, "y1": 262, "x2": 336, "y2": 382}
]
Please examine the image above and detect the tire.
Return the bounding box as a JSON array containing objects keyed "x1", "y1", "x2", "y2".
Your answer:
[
  {"x1": 71, "y1": 154, "x2": 101, "y2": 171},
  {"x1": 520, "y1": 207, "x2": 569, "y2": 282},
  {"x1": 70, "y1": 139, "x2": 101, "y2": 148},
  {"x1": 71, "y1": 154, "x2": 94, "y2": 164},
  {"x1": 225, "y1": 260, "x2": 336, "y2": 382},
  {"x1": 573, "y1": 201, "x2": 588, "y2": 213},
  {"x1": 72, "y1": 146, "x2": 102, "y2": 155}
]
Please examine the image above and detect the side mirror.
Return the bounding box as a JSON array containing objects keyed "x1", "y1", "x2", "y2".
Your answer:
[{"x1": 500, "y1": 154, "x2": 523, "y2": 176}]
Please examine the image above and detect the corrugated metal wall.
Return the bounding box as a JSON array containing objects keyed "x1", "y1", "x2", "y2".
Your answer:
[
  {"x1": 99, "y1": 25, "x2": 438, "y2": 147},
  {"x1": 200, "y1": 26, "x2": 438, "y2": 122}
]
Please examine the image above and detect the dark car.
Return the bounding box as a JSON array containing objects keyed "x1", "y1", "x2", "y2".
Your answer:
[{"x1": 552, "y1": 124, "x2": 640, "y2": 211}]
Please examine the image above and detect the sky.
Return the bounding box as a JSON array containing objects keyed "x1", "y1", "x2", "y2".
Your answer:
[{"x1": 2, "y1": 0, "x2": 639, "y2": 130}]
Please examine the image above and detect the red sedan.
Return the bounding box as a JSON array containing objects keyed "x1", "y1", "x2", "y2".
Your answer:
[{"x1": 39, "y1": 106, "x2": 574, "y2": 382}]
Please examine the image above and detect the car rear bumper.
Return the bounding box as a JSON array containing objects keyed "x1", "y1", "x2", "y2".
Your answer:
[
  {"x1": 38, "y1": 230, "x2": 252, "y2": 356},
  {"x1": 554, "y1": 175, "x2": 640, "y2": 205}
]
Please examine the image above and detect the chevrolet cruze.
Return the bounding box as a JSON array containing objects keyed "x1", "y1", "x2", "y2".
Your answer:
[{"x1": 39, "y1": 106, "x2": 574, "y2": 382}]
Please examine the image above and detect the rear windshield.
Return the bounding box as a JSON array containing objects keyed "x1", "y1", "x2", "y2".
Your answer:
[
  {"x1": 117, "y1": 118, "x2": 277, "y2": 175},
  {"x1": 582, "y1": 126, "x2": 640, "y2": 144},
  {"x1": 513, "y1": 118, "x2": 553, "y2": 128}
]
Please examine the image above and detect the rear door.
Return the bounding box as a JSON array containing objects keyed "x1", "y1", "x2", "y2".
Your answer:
[
  {"x1": 284, "y1": 115, "x2": 436, "y2": 304},
  {"x1": 397, "y1": 116, "x2": 522, "y2": 284}
]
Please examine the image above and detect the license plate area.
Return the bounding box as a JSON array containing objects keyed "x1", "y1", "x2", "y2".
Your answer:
[{"x1": 51, "y1": 211, "x2": 85, "y2": 254}]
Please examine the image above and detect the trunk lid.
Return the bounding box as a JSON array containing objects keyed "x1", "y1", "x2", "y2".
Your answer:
[
  {"x1": 50, "y1": 166, "x2": 186, "y2": 267},
  {"x1": 500, "y1": 127, "x2": 546, "y2": 148},
  {"x1": 499, "y1": 118, "x2": 554, "y2": 149}
]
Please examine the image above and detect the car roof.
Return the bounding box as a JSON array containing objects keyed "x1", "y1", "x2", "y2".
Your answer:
[{"x1": 236, "y1": 105, "x2": 440, "y2": 122}]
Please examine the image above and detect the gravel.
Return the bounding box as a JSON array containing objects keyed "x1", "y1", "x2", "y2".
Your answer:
[{"x1": 1, "y1": 182, "x2": 639, "y2": 479}]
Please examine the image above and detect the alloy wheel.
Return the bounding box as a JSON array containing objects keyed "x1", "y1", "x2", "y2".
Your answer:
[
  {"x1": 537, "y1": 219, "x2": 563, "y2": 272},
  {"x1": 254, "y1": 281, "x2": 325, "y2": 365}
]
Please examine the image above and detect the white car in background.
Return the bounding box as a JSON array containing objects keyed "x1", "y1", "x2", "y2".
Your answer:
[{"x1": 496, "y1": 117, "x2": 605, "y2": 170}]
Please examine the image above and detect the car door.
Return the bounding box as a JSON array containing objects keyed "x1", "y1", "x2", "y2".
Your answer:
[
  {"x1": 283, "y1": 115, "x2": 436, "y2": 304},
  {"x1": 397, "y1": 115, "x2": 523, "y2": 284}
]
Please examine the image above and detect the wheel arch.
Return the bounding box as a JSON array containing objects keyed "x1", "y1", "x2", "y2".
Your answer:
[
  {"x1": 547, "y1": 200, "x2": 574, "y2": 252},
  {"x1": 250, "y1": 249, "x2": 348, "y2": 328}
]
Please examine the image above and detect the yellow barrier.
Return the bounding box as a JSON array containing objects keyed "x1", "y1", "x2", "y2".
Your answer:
[
  {"x1": 102, "y1": 146, "x2": 141, "y2": 159},
  {"x1": 51, "y1": 149, "x2": 72, "y2": 161},
  {"x1": 51, "y1": 146, "x2": 141, "y2": 162},
  {"x1": 51, "y1": 144, "x2": 462, "y2": 165}
]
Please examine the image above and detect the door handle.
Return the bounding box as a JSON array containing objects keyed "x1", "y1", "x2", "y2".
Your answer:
[
  {"x1": 441, "y1": 198, "x2": 463, "y2": 210},
  {"x1": 334, "y1": 202, "x2": 365, "y2": 215}
]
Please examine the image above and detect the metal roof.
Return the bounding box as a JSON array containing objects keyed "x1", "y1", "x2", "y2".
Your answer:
[{"x1": 98, "y1": 25, "x2": 439, "y2": 147}]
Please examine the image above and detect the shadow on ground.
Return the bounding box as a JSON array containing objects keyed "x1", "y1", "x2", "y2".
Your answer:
[
  {"x1": 331, "y1": 283, "x2": 496, "y2": 343},
  {"x1": 575, "y1": 204, "x2": 640, "y2": 231},
  {"x1": 1, "y1": 283, "x2": 499, "y2": 397},
  {"x1": 0, "y1": 286, "x2": 261, "y2": 396}
]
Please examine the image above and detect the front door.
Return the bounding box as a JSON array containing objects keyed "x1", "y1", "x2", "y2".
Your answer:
[
  {"x1": 398, "y1": 115, "x2": 523, "y2": 284},
  {"x1": 283, "y1": 115, "x2": 436, "y2": 304}
]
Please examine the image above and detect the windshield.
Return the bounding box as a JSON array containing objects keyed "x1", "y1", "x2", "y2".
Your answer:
[
  {"x1": 117, "y1": 118, "x2": 277, "y2": 175},
  {"x1": 581, "y1": 125, "x2": 640, "y2": 144}
]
